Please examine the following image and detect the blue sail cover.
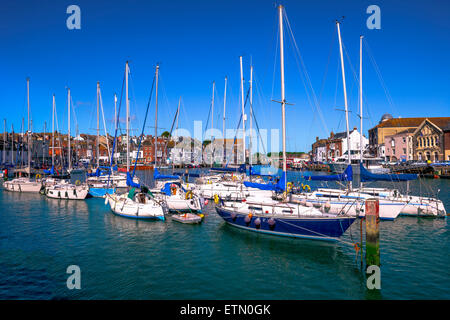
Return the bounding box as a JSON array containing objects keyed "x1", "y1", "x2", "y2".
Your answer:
[
  {"x1": 243, "y1": 171, "x2": 287, "y2": 192},
  {"x1": 43, "y1": 166, "x2": 55, "y2": 175},
  {"x1": 249, "y1": 165, "x2": 279, "y2": 177},
  {"x1": 210, "y1": 164, "x2": 246, "y2": 173},
  {"x1": 153, "y1": 168, "x2": 180, "y2": 180},
  {"x1": 161, "y1": 182, "x2": 186, "y2": 195},
  {"x1": 360, "y1": 163, "x2": 417, "y2": 182},
  {"x1": 304, "y1": 165, "x2": 353, "y2": 182},
  {"x1": 126, "y1": 172, "x2": 141, "y2": 188}
]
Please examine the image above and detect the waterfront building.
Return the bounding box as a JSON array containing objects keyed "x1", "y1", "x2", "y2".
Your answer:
[
  {"x1": 368, "y1": 114, "x2": 450, "y2": 159},
  {"x1": 412, "y1": 118, "x2": 450, "y2": 162},
  {"x1": 384, "y1": 128, "x2": 415, "y2": 162}
]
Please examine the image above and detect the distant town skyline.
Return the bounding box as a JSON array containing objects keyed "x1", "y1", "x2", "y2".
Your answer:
[{"x1": 1, "y1": 0, "x2": 449, "y2": 153}]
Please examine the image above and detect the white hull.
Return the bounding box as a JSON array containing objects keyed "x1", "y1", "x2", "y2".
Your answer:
[
  {"x1": 4, "y1": 179, "x2": 42, "y2": 193},
  {"x1": 292, "y1": 188, "x2": 404, "y2": 220},
  {"x1": 195, "y1": 182, "x2": 273, "y2": 201},
  {"x1": 45, "y1": 184, "x2": 89, "y2": 200},
  {"x1": 106, "y1": 193, "x2": 166, "y2": 220}
]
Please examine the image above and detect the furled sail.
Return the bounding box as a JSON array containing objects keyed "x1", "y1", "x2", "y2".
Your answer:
[
  {"x1": 126, "y1": 172, "x2": 141, "y2": 188},
  {"x1": 243, "y1": 171, "x2": 286, "y2": 192},
  {"x1": 304, "y1": 165, "x2": 353, "y2": 181},
  {"x1": 210, "y1": 164, "x2": 246, "y2": 173},
  {"x1": 153, "y1": 168, "x2": 180, "y2": 180},
  {"x1": 360, "y1": 163, "x2": 417, "y2": 182}
]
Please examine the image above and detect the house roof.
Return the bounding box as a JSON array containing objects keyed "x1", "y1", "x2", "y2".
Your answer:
[{"x1": 372, "y1": 117, "x2": 450, "y2": 129}]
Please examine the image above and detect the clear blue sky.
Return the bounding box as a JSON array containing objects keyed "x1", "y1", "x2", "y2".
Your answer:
[{"x1": 1, "y1": 0, "x2": 449, "y2": 153}]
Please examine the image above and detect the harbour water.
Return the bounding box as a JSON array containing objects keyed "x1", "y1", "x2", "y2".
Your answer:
[{"x1": 0, "y1": 170, "x2": 449, "y2": 300}]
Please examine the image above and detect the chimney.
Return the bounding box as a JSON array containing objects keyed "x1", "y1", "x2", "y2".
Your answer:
[
  {"x1": 330, "y1": 131, "x2": 334, "y2": 138},
  {"x1": 316, "y1": 136, "x2": 319, "y2": 142}
]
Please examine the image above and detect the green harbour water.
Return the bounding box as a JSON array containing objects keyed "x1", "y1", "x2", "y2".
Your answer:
[{"x1": 0, "y1": 169, "x2": 449, "y2": 300}]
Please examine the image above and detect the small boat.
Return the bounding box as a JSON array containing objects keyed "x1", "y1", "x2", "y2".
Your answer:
[
  {"x1": 172, "y1": 212, "x2": 203, "y2": 224},
  {"x1": 45, "y1": 183, "x2": 89, "y2": 200},
  {"x1": 105, "y1": 190, "x2": 167, "y2": 220}
]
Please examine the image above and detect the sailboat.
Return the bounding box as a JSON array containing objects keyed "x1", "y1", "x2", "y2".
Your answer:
[
  {"x1": 215, "y1": 5, "x2": 356, "y2": 241},
  {"x1": 351, "y1": 36, "x2": 446, "y2": 217},
  {"x1": 87, "y1": 82, "x2": 117, "y2": 197},
  {"x1": 4, "y1": 78, "x2": 42, "y2": 193},
  {"x1": 105, "y1": 62, "x2": 167, "y2": 220},
  {"x1": 45, "y1": 88, "x2": 89, "y2": 200}
]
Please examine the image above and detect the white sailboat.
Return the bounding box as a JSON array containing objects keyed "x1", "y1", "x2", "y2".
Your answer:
[
  {"x1": 215, "y1": 6, "x2": 356, "y2": 241},
  {"x1": 4, "y1": 78, "x2": 42, "y2": 193},
  {"x1": 45, "y1": 88, "x2": 89, "y2": 200},
  {"x1": 105, "y1": 62, "x2": 166, "y2": 220}
]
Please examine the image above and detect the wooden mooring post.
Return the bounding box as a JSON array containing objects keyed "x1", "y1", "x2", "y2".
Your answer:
[{"x1": 365, "y1": 198, "x2": 380, "y2": 268}]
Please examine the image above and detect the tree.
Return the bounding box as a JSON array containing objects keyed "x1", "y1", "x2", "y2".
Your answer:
[{"x1": 161, "y1": 131, "x2": 171, "y2": 138}]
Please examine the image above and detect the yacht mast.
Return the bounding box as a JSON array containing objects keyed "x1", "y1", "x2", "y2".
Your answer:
[
  {"x1": 2, "y1": 119, "x2": 5, "y2": 165},
  {"x1": 114, "y1": 93, "x2": 117, "y2": 165},
  {"x1": 249, "y1": 65, "x2": 253, "y2": 168},
  {"x1": 223, "y1": 76, "x2": 227, "y2": 165},
  {"x1": 210, "y1": 81, "x2": 215, "y2": 167},
  {"x1": 11, "y1": 124, "x2": 14, "y2": 165},
  {"x1": 239, "y1": 56, "x2": 246, "y2": 164},
  {"x1": 359, "y1": 35, "x2": 363, "y2": 163},
  {"x1": 154, "y1": 64, "x2": 159, "y2": 168},
  {"x1": 43, "y1": 121, "x2": 46, "y2": 165},
  {"x1": 52, "y1": 95, "x2": 55, "y2": 167},
  {"x1": 126, "y1": 61, "x2": 129, "y2": 172},
  {"x1": 27, "y1": 78, "x2": 31, "y2": 174},
  {"x1": 67, "y1": 88, "x2": 71, "y2": 171},
  {"x1": 97, "y1": 81, "x2": 100, "y2": 168},
  {"x1": 21, "y1": 118, "x2": 24, "y2": 166},
  {"x1": 336, "y1": 21, "x2": 351, "y2": 191},
  {"x1": 278, "y1": 5, "x2": 287, "y2": 189}
]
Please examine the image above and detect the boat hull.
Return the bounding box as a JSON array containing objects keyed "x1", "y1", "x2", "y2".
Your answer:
[
  {"x1": 45, "y1": 185, "x2": 89, "y2": 200},
  {"x1": 4, "y1": 180, "x2": 42, "y2": 192},
  {"x1": 89, "y1": 187, "x2": 116, "y2": 197},
  {"x1": 107, "y1": 195, "x2": 166, "y2": 220},
  {"x1": 215, "y1": 206, "x2": 356, "y2": 241}
]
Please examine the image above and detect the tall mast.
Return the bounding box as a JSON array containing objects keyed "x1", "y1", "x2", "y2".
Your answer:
[
  {"x1": 21, "y1": 118, "x2": 24, "y2": 166},
  {"x1": 359, "y1": 35, "x2": 364, "y2": 163},
  {"x1": 239, "y1": 56, "x2": 246, "y2": 164},
  {"x1": 11, "y1": 124, "x2": 14, "y2": 165},
  {"x1": 249, "y1": 65, "x2": 253, "y2": 168},
  {"x1": 2, "y1": 119, "x2": 5, "y2": 165},
  {"x1": 43, "y1": 121, "x2": 46, "y2": 165},
  {"x1": 126, "y1": 61, "x2": 130, "y2": 172},
  {"x1": 67, "y1": 87, "x2": 71, "y2": 171},
  {"x1": 211, "y1": 81, "x2": 215, "y2": 167},
  {"x1": 336, "y1": 21, "x2": 350, "y2": 168},
  {"x1": 223, "y1": 76, "x2": 227, "y2": 165},
  {"x1": 52, "y1": 95, "x2": 55, "y2": 167},
  {"x1": 278, "y1": 5, "x2": 287, "y2": 186},
  {"x1": 97, "y1": 81, "x2": 100, "y2": 168},
  {"x1": 154, "y1": 64, "x2": 159, "y2": 168},
  {"x1": 114, "y1": 93, "x2": 117, "y2": 165},
  {"x1": 27, "y1": 78, "x2": 31, "y2": 173}
]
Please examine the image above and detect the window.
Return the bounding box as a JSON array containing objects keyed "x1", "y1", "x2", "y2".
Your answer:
[
  {"x1": 403, "y1": 148, "x2": 406, "y2": 154},
  {"x1": 391, "y1": 139, "x2": 395, "y2": 147}
]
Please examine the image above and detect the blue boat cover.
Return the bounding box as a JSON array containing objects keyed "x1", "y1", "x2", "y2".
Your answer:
[
  {"x1": 160, "y1": 182, "x2": 186, "y2": 196},
  {"x1": 304, "y1": 165, "x2": 353, "y2": 182},
  {"x1": 249, "y1": 165, "x2": 279, "y2": 177},
  {"x1": 360, "y1": 163, "x2": 417, "y2": 182},
  {"x1": 126, "y1": 172, "x2": 141, "y2": 188},
  {"x1": 43, "y1": 166, "x2": 55, "y2": 175},
  {"x1": 210, "y1": 164, "x2": 246, "y2": 173},
  {"x1": 243, "y1": 171, "x2": 287, "y2": 192},
  {"x1": 153, "y1": 168, "x2": 180, "y2": 180}
]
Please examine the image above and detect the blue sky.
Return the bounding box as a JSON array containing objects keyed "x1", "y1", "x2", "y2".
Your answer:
[{"x1": 1, "y1": 0, "x2": 449, "y2": 153}]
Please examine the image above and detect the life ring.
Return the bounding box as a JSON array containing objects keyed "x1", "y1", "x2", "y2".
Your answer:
[
  {"x1": 287, "y1": 182, "x2": 293, "y2": 192},
  {"x1": 36, "y1": 174, "x2": 41, "y2": 180},
  {"x1": 303, "y1": 184, "x2": 311, "y2": 192},
  {"x1": 75, "y1": 180, "x2": 81, "y2": 186},
  {"x1": 214, "y1": 194, "x2": 220, "y2": 204},
  {"x1": 185, "y1": 190, "x2": 193, "y2": 200}
]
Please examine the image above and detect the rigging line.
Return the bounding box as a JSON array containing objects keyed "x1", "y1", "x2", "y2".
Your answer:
[
  {"x1": 363, "y1": 38, "x2": 398, "y2": 116},
  {"x1": 270, "y1": 17, "x2": 279, "y2": 103},
  {"x1": 283, "y1": 9, "x2": 329, "y2": 136}
]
